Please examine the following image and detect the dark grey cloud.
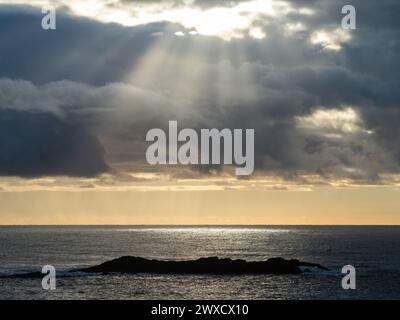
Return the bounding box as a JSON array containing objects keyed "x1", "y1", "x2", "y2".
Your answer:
[
  {"x1": 0, "y1": 109, "x2": 108, "y2": 177},
  {"x1": 0, "y1": 5, "x2": 168, "y2": 85}
]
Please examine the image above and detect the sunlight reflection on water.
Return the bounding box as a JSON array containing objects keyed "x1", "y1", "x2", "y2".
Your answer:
[{"x1": 117, "y1": 227, "x2": 292, "y2": 233}]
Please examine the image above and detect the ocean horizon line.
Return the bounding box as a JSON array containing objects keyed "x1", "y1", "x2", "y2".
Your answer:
[{"x1": 1, "y1": 224, "x2": 400, "y2": 227}]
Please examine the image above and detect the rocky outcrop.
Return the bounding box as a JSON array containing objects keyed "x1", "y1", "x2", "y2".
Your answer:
[{"x1": 77, "y1": 256, "x2": 328, "y2": 275}]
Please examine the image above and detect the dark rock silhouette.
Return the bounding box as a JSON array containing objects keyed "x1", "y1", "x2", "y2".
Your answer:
[{"x1": 77, "y1": 256, "x2": 328, "y2": 275}]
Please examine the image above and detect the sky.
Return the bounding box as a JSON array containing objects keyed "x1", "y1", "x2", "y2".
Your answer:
[{"x1": 0, "y1": 0, "x2": 399, "y2": 224}]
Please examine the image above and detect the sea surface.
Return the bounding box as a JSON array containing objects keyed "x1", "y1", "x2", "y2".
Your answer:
[{"x1": 0, "y1": 225, "x2": 399, "y2": 300}]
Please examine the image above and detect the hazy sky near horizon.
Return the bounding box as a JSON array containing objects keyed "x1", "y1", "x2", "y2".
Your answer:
[
  {"x1": 0, "y1": 0, "x2": 399, "y2": 224},
  {"x1": 1, "y1": 187, "x2": 400, "y2": 225}
]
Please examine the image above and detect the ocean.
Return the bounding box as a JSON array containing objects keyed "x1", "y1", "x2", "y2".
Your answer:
[{"x1": 0, "y1": 225, "x2": 399, "y2": 299}]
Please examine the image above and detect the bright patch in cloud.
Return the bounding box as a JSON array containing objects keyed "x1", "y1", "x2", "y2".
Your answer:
[
  {"x1": 296, "y1": 107, "x2": 372, "y2": 138},
  {"x1": 310, "y1": 28, "x2": 351, "y2": 51},
  {"x1": 3, "y1": 0, "x2": 273, "y2": 40}
]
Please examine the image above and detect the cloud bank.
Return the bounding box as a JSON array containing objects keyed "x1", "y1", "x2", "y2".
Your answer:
[{"x1": 0, "y1": 1, "x2": 399, "y2": 187}]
